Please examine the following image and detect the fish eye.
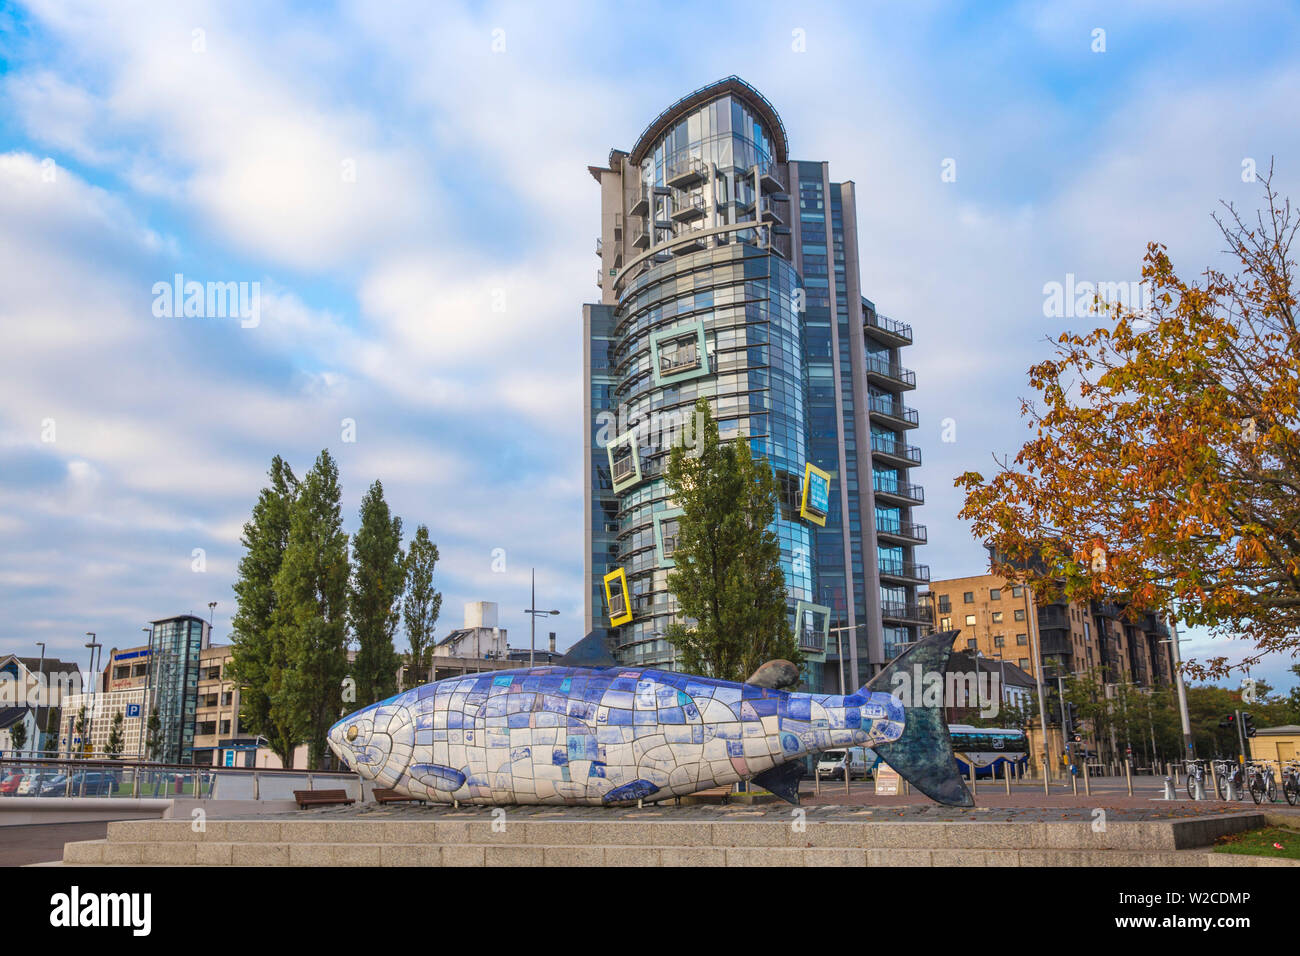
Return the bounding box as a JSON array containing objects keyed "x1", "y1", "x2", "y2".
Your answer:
[{"x1": 346, "y1": 725, "x2": 359, "y2": 742}]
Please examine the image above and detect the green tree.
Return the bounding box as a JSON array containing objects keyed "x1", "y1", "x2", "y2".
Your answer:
[
  {"x1": 105, "y1": 709, "x2": 124, "y2": 759},
  {"x1": 401, "y1": 524, "x2": 442, "y2": 687},
  {"x1": 662, "y1": 398, "x2": 801, "y2": 681},
  {"x1": 350, "y1": 480, "x2": 405, "y2": 704},
  {"x1": 273, "y1": 449, "x2": 351, "y2": 769},
  {"x1": 229, "y1": 455, "x2": 301, "y2": 768},
  {"x1": 73, "y1": 705, "x2": 88, "y2": 758},
  {"x1": 10, "y1": 718, "x2": 27, "y2": 755},
  {"x1": 144, "y1": 707, "x2": 161, "y2": 761}
]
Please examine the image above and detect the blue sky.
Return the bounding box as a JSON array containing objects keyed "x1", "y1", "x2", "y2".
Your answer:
[{"x1": 1, "y1": 0, "x2": 1297, "y2": 692}]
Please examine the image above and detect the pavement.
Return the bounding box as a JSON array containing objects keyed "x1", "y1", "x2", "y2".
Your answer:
[{"x1": 1, "y1": 821, "x2": 109, "y2": 867}]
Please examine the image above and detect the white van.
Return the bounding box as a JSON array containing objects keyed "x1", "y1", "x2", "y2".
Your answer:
[{"x1": 816, "y1": 747, "x2": 875, "y2": 780}]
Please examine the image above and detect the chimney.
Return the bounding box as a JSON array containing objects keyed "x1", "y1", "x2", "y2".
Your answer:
[{"x1": 549, "y1": 632, "x2": 556, "y2": 654}]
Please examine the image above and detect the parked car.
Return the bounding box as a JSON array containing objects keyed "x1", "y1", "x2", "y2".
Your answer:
[
  {"x1": 16, "y1": 772, "x2": 52, "y2": 796},
  {"x1": 38, "y1": 771, "x2": 117, "y2": 796},
  {"x1": 0, "y1": 773, "x2": 23, "y2": 796},
  {"x1": 817, "y1": 747, "x2": 874, "y2": 781}
]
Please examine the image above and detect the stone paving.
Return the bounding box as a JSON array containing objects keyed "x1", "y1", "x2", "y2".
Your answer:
[{"x1": 239, "y1": 796, "x2": 1283, "y2": 824}]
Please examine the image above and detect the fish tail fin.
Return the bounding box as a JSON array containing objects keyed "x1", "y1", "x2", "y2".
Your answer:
[{"x1": 863, "y1": 630, "x2": 974, "y2": 807}]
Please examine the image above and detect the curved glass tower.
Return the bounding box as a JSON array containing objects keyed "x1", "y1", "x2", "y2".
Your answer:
[{"x1": 583, "y1": 77, "x2": 927, "y2": 691}]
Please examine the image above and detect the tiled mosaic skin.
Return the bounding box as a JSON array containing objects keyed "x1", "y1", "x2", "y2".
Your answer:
[{"x1": 328, "y1": 667, "x2": 907, "y2": 807}]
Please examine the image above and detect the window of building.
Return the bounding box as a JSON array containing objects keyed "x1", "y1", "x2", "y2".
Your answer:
[
  {"x1": 963, "y1": 591, "x2": 974, "y2": 604},
  {"x1": 1018, "y1": 659, "x2": 1030, "y2": 670},
  {"x1": 1012, "y1": 586, "x2": 1023, "y2": 597},
  {"x1": 219, "y1": 720, "x2": 231, "y2": 735},
  {"x1": 966, "y1": 639, "x2": 977, "y2": 650},
  {"x1": 994, "y1": 635, "x2": 1005, "y2": 647},
  {"x1": 989, "y1": 588, "x2": 1001, "y2": 601},
  {"x1": 937, "y1": 595, "x2": 951, "y2": 614},
  {"x1": 1016, "y1": 633, "x2": 1028, "y2": 645},
  {"x1": 964, "y1": 614, "x2": 976, "y2": 627},
  {"x1": 940, "y1": 617, "x2": 952, "y2": 631},
  {"x1": 991, "y1": 611, "x2": 1003, "y2": 623},
  {"x1": 1014, "y1": 608, "x2": 1025, "y2": 621}
]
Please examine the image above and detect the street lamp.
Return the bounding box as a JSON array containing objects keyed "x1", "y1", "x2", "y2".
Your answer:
[
  {"x1": 84, "y1": 633, "x2": 101, "y2": 758},
  {"x1": 827, "y1": 622, "x2": 870, "y2": 694},
  {"x1": 523, "y1": 568, "x2": 560, "y2": 667},
  {"x1": 32, "y1": 641, "x2": 45, "y2": 757},
  {"x1": 1159, "y1": 618, "x2": 1194, "y2": 759}
]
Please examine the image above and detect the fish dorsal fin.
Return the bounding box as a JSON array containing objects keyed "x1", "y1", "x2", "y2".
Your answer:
[{"x1": 745, "y1": 659, "x2": 800, "y2": 690}]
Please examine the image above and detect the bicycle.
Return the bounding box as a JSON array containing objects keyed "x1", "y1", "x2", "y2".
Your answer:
[
  {"x1": 1184, "y1": 758, "x2": 1209, "y2": 799},
  {"x1": 1281, "y1": 760, "x2": 1300, "y2": 806},
  {"x1": 1247, "y1": 760, "x2": 1277, "y2": 804},
  {"x1": 1213, "y1": 758, "x2": 1247, "y2": 800}
]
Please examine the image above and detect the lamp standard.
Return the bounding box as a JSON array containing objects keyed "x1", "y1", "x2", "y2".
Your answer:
[
  {"x1": 1159, "y1": 617, "x2": 1194, "y2": 758},
  {"x1": 84, "y1": 633, "x2": 101, "y2": 757},
  {"x1": 31, "y1": 641, "x2": 45, "y2": 757},
  {"x1": 136, "y1": 626, "x2": 152, "y2": 760},
  {"x1": 523, "y1": 568, "x2": 560, "y2": 667},
  {"x1": 827, "y1": 622, "x2": 870, "y2": 694}
]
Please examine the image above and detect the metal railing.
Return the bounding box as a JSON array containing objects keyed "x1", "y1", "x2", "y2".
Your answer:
[
  {"x1": 867, "y1": 393, "x2": 919, "y2": 426},
  {"x1": 0, "y1": 756, "x2": 363, "y2": 801},
  {"x1": 875, "y1": 517, "x2": 927, "y2": 542},
  {"x1": 877, "y1": 560, "x2": 931, "y2": 583},
  {"x1": 866, "y1": 311, "x2": 913, "y2": 343},
  {"x1": 864, "y1": 353, "x2": 917, "y2": 388},
  {"x1": 870, "y1": 433, "x2": 922, "y2": 465},
  {"x1": 872, "y1": 476, "x2": 925, "y2": 503}
]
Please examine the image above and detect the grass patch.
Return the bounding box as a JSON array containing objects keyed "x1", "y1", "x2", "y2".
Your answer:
[{"x1": 1212, "y1": 825, "x2": 1300, "y2": 859}]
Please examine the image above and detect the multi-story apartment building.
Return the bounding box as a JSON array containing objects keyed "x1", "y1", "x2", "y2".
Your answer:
[
  {"x1": 583, "y1": 77, "x2": 926, "y2": 692},
  {"x1": 925, "y1": 573, "x2": 1175, "y2": 689}
]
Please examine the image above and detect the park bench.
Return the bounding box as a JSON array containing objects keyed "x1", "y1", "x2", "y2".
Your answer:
[
  {"x1": 293, "y1": 788, "x2": 354, "y2": 809},
  {"x1": 373, "y1": 787, "x2": 425, "y2": 805}
]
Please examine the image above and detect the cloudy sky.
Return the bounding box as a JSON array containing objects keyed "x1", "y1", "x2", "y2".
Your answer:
[{"x1": 1, "y1": 0, "x2": 1297, "y2": 692}]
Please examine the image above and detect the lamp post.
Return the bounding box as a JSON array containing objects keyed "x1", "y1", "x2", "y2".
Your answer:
[
  {"x1": 32, "y1": 641, "x2": 45, "y2": 757},
  {"x1": 1160, "y1": 617, "x2": 1194, "y2": 758},
  {"x1": 523, "y1": 568, "x2": 560, "y2": 666},
  {"x1": 827, "y1": 622, "x2": 871, "y2": 694},
  {"x1": 136, "y1": 626, "x2": 151, "y2": 761},
  {"x1": 84, "y1": 633, "x2": 101, "y2": 758}
]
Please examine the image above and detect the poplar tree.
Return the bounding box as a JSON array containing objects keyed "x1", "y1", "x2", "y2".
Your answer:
[
  {"x1": 229, "y1": 455, "x2": 301, "y2": 768},
  {"x1": 350, "y1": 480, "x2": 405, "y2": 704},
  {"x1": 401, "y1": 525, "x2": 442, "y2": 686},
  {"x1": 273, "y1": 449, "x2": 351, "y2": 769},
  {"x1": 662, "y1": 398, "x2": 801, "y2": 681}
]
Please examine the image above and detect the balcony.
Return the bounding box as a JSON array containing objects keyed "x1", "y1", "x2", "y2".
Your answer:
[
  {"x1": 870, "y1": 433, "x2": 922, "y2": 468},
  {"x1": 657, "y1": 341, "x2": 700, "y2": 376},
  {"x1": 755, "y1": 160, "x2": 786, "y2": 193},
  {"x1": 670, "y1": 191, "x2": 706, "y2": 221},
  {"x1": 873, "y1": 476, "x2": 924, "y2": 506},
  {"x1": 596, "y1": 237, "x2": 604, "y2": 258},
  {"x1": 631, "y1": 226, "x2": 649, "y2": 250},
  {"x1": 758, "y1": 196, "x2": 784, "y2": 225},
  {"x1": 666, "y1": 155, "x2": 707, "y2": 188},
  {"x1": 867, "y1": 393, "x2": 920, "y2": 430},
  {"x1": 865, "y1": 311, "x2": 913, "y2": 346},
  {"x1": 875, "y1": 517, "x2": 927, "y2": 545},
  {"x1": 880, "y1": 601, "x2": 933, "y2": 626},
  {"x1": 877, "y1": 559, "x2": 930, "y2": 584},
  {"x1": 629, "y1": 186, "x2": 650, "y2": 218},
  {"x1": 611, "y1": 453, "x2": 637, "y2": 483},
  {"x1": 864, "y1": 353, "x2": 917, "y2": 390}
]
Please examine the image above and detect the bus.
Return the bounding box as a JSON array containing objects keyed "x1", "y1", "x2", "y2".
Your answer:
[{"x1": 948, "y1": 725, "x2": 1029, "y2": 779}]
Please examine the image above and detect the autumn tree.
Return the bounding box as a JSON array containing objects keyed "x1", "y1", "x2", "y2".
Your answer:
[
  {"x1": 662, "y1": 398, "x2": 802, "y2": 681},
  {"x1": 959, "y1": 173, "x2": 1300, "y2": 678}
]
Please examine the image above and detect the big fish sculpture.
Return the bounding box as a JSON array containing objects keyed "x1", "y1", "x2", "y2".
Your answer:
[{"x1": 328, "y1": 630, "x2": 974, "y2": 807}]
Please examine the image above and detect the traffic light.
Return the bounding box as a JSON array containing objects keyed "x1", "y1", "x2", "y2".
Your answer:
[
  {"x1": 1218, "y1": 714, "x2": 1236, "y2": 730},
  {"x1": 1243, "y1": 712, "x2": 1257, "y2": 738}
]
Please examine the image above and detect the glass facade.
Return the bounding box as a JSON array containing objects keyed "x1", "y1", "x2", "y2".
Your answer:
[
  {"x1": 584, "y1": 77, "x2": 926, "y2": 691},
  {"x1": 147, "y1": 615, "x2": 207, "y2": 764}
]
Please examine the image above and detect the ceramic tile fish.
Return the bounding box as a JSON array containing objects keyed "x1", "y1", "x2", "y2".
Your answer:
[{"x1": 328, "y1": 630, "x2": 973, "y2": 807}]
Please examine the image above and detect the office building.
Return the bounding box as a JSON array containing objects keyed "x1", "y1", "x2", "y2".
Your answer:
[{"x1": 583, "y1": 77, "x2": 926, "y2": 691}]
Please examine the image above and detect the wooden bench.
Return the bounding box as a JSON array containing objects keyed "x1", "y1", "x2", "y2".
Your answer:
[
  {"x1": 373, "y1": 787, "x2": 425, "y2": 805},
  {"x1": 293, "y1": 788, "x2": 355, "y2": 809}
]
